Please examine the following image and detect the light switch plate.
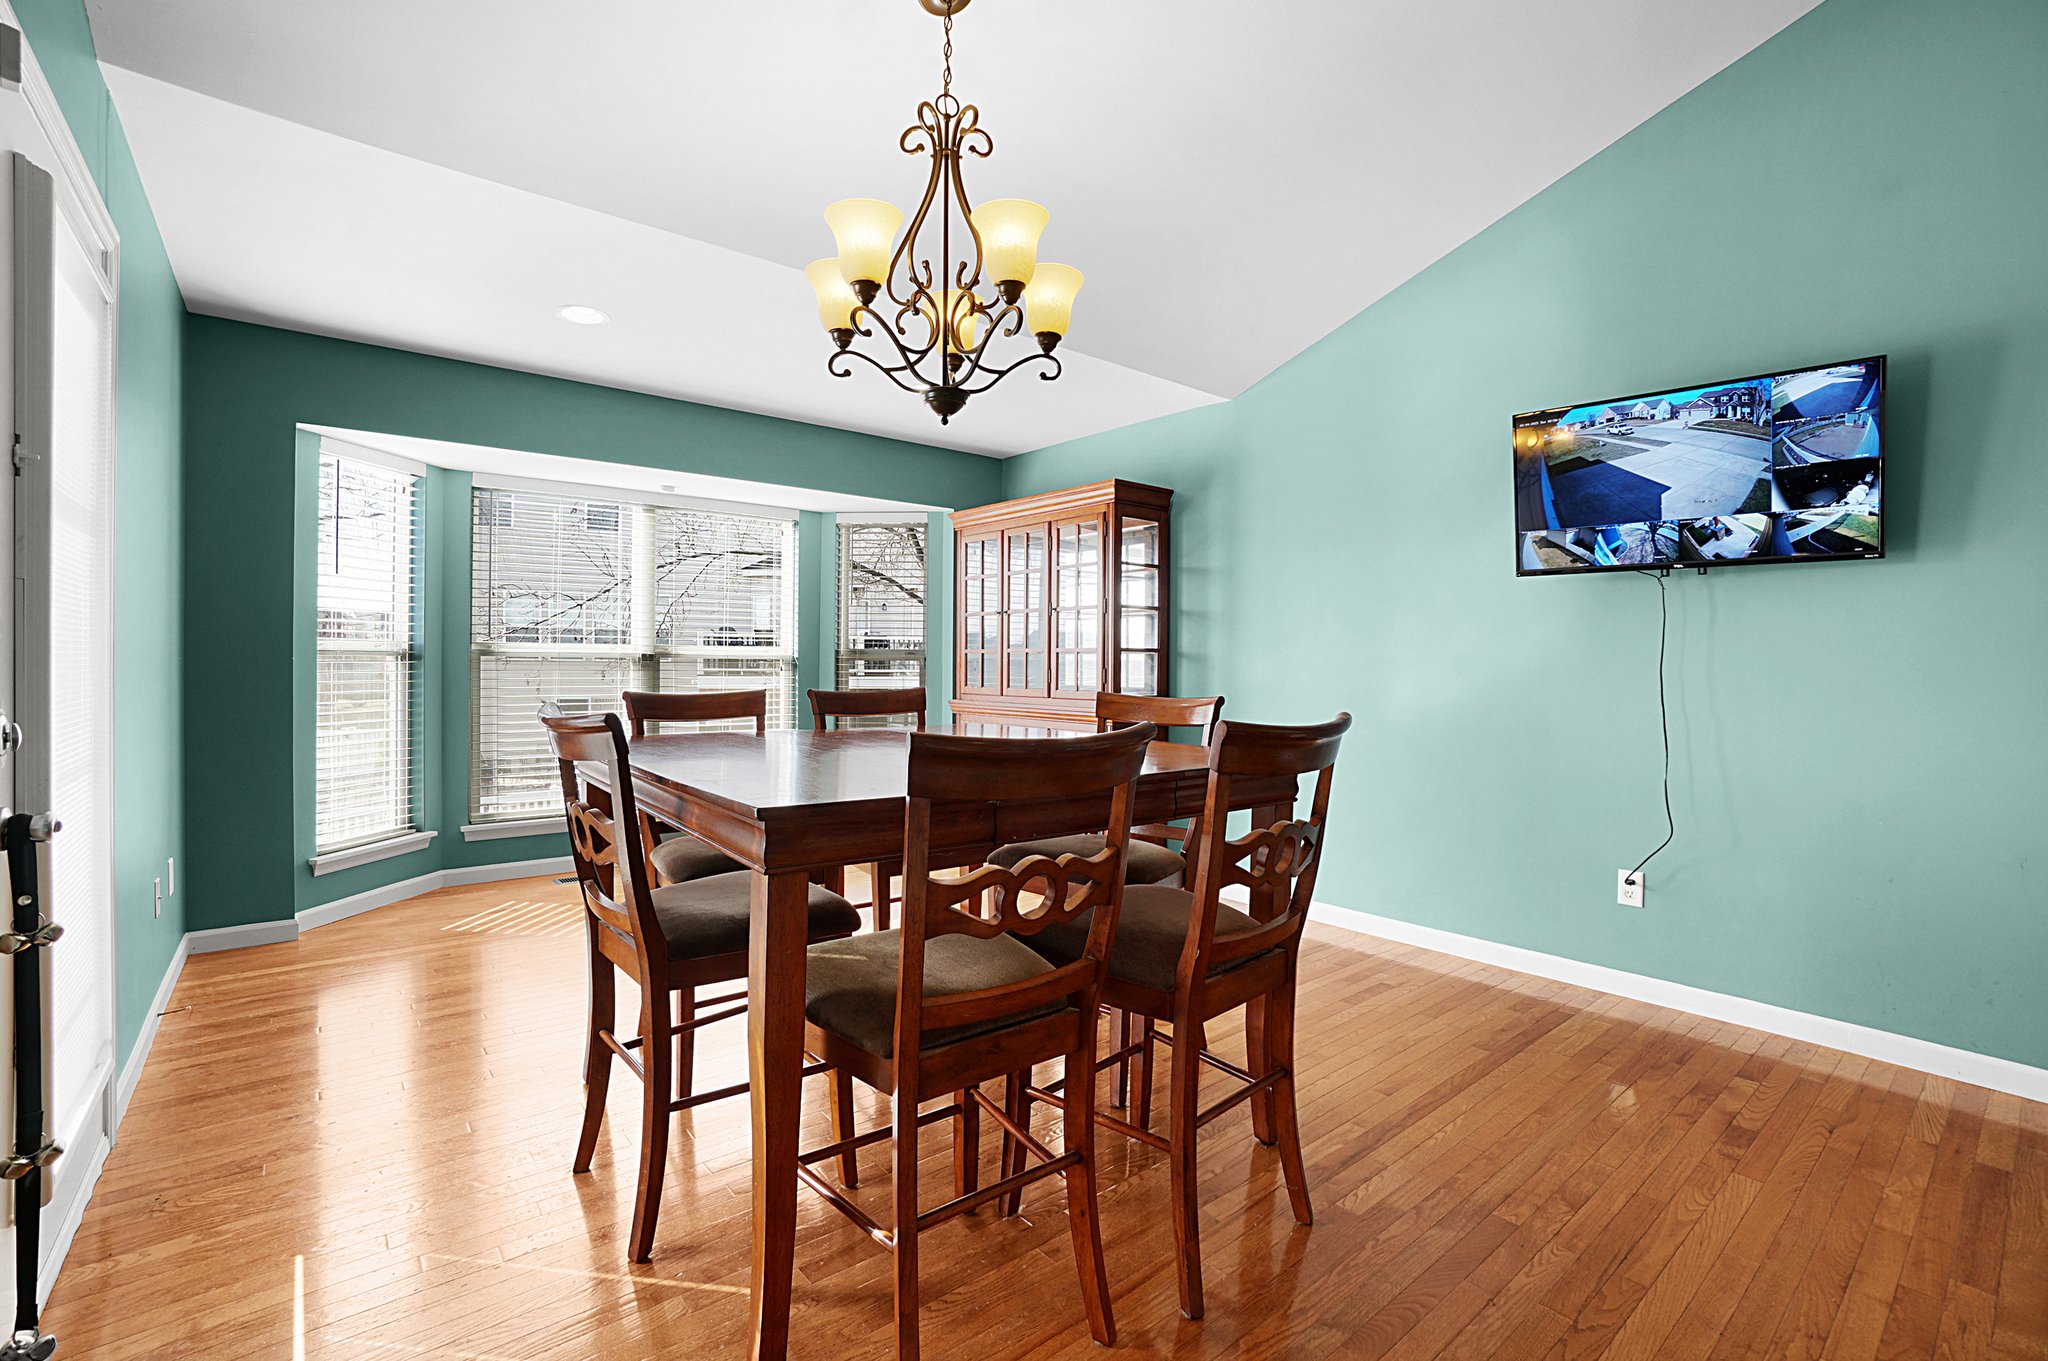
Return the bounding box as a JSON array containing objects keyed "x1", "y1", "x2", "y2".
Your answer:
[{"x1": 1617, "y1": 869, "x2": 1645, "y2": 908}]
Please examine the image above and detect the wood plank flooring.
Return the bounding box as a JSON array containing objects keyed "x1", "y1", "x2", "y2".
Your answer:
[{"x1": 46, "y1": 875, "x2": 2048, "y2": 1359}]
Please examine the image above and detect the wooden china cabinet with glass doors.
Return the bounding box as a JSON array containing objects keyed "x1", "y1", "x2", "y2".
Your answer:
[{"x1": 950, "y1": 480, "x2": 1171, "y2": 729}]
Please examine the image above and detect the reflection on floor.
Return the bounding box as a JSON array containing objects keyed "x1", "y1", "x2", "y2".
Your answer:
[{"x1": 46, "y1": 875, "x2": 2047, "y2": 1359}]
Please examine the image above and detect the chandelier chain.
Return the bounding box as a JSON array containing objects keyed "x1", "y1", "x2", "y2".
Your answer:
[{"x1": 941, "y1": 10, "x2": 952, "y2": 97}]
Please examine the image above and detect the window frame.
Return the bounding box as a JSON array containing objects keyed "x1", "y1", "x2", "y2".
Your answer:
[
  {"x1": 312, "y1": 444, "x2": 425, "y2": 858},
  {"x1": 836, "y1": 517, "x2": 929, "y2": 693},
  {"x1": 468, "y1": 481, "x2": 800, "y2": 825}
]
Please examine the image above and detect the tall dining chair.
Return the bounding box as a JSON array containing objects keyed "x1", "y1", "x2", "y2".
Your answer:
[
  {"x1": 988, "y1": 692, "x2": 1223, "y2": 1110},
  {"x1": 542, "y1": 709, "x2": 862, "y2": 1262},
  {"x1": 1022, "y1": 712, "x2": 1350, "y2": 1319},
  {"x1": 795, "y1": 723, "x2": 1155, "y2": 1361},
  {"x1": 987, "y1": 692, "x2": 1223, "y2": 889},
  {"x1": 807, "y1": 685, "x2": 927, "y2": 929},
  {"x1": 621, "y1": 689, "x2": 764, "y2": 887}
]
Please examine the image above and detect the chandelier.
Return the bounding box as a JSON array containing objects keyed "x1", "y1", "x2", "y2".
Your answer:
[{"x1": 806, "y1": 0, "x2": 1082, "y2": 425}]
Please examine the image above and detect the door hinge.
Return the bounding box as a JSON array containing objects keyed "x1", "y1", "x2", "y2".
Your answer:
[
  {"x1": 0, "y1": 920, "x2": 60, "y2": 955},
  {"x1": 0, "y1": 1141, "x2": 61, "y2": 1181}
]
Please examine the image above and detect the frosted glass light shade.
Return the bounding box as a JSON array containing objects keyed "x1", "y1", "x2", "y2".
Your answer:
[
  {"x1": 1022, "y1": 263, "x2": 1083, "y2": 337},
  {"x1": 919, "y1": 288, "x2": 983, "y2": 351},
  {"x1": 805, "y1": 259, "x2": 858, "y2": 331},
  {"x1": 825, "y1": 199, "x2": 902, "y2": 286},
  {"x1": 970, "y1": 199, "x2": 1048, "y2": 289}
]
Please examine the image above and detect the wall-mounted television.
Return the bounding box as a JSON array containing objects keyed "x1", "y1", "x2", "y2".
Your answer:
[{"x1": 1513, "y1": 355, "x2": 1884, "y2": 575}]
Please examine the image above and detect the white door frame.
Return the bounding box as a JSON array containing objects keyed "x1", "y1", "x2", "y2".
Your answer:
[{"x1": 0, "y1": 1, "x2": 123, "y2": 1315}]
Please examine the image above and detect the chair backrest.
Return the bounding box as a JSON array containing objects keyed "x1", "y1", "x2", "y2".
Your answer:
[
  {"x1": 1179, "y1": 713, "x2": 1352, "y2": 984},
  {"x1": 895, "y1": 725, "x2": 1155, "y2": 1059},
  {"x1": 623, "y1": 688, "x2": 768, "y2": 739},
  {"x1": 1095, "y1": 692, "x2": 1223, "y2": 744},
  {"x1": 540, "y1": 707, "x2": 664, "y2": 973},
  {"x1": 808, "y1": 686, "x2": 927, "y2": 731}
]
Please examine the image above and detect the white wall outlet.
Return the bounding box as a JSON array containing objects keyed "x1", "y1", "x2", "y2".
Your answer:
[
  {"x1": 154, "y1": 877, "x2": 163, "y2": 918},
  {"x1": 168, "y1": 856, "x2": 175, "y2": 895},
  {"x1": 1617, "y1": 869, "x2": 1645, "y2": 908}
]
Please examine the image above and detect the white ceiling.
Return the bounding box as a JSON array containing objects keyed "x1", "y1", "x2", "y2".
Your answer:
[{"x1": 87, "y1": 0, "x2": 1822, "y2": 457}]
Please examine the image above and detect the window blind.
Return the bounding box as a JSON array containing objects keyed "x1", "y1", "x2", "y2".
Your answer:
[
  {"x1": 471, "y1": 487, "x2": 797, "y2": 821},
  {"x1": 837, "y1": 521, "x2": 927, "y2": 695},
  {"x1": 315, "y1": 452, "x2": 422, "y2": 852}
]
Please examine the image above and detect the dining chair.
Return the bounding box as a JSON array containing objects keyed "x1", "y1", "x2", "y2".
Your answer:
[
  {"x1": 621, "y1": 689, "x2": 764, "y2": 887},
  {"x1": 795, "y1": 723, "x2": 1155, "y2": 1361},
  {"x1": 1022, "y1": 712, "x2": 1350, "y2": 1319},
  {"x1": 988, "y1": 693, "x2": 1223, "y2": 1111},
  {"x1": 807, "y1": 686, "x2": 927, "y2": 930},
  {"x1": 987, "y1": 692, "x2": 1223, "y2": 889},
  {"x1": 542, "y1": 708, "x2": 862, "y2": 1262}
]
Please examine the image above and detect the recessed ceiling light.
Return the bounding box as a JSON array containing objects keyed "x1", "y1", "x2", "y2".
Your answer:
[{"x1": 556, "y1": 304, "x2": 610, "y2": 325}]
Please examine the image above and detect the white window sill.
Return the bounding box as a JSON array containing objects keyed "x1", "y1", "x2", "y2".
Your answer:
[
  {"x1": 461, "y1": 816, "x2": 566, "y2": 842},
  {"x1": 309, "y1": 829, "x2": 437, "y2": 876}
]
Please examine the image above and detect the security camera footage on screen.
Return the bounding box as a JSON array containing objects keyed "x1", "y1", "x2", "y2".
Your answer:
[{"x1": 1511, "y1": 357, "x2": 1883, "y2": 574}]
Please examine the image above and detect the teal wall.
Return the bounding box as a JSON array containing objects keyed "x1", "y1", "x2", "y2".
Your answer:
[
  {"x1": 1002, "y1": 0, "x2": 2048, "y2": 1068},
  {"x1": 14, "y1": 0, "x2": 188, "y2": 1061},
  {"x1": 185, "y1": 316, "x2": 1003, "y2": 931}
]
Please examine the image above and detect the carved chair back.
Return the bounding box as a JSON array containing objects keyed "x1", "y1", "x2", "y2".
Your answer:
[
  {"x1": 808, "y1": 686, "x2": 928, "y2": 730},
  {"x1": 1094, "y1": 691, "x2": 1223, "y2": 745},
  {"x1": 1179, "y1": 714, "x2": 1352, "y2": 986},
  {"x1": 541, "y1": 707, "x2": 664, "y2": 976},
  {"x1": 622, "y1": 688, "x2": 768, "y2": 738},
  {"x1": 896, "y1": 725, "x2": 1155, "y2": 1060}
]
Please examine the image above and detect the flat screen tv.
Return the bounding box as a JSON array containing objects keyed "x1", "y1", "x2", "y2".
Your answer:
[{"x1": 1513, "y1": 355, "x2": 1885, "y2": 575}]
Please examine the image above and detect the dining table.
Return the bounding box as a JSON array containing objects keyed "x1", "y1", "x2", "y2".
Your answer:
[{"x1": 596, "y1": 722, "x2": 1301, "y2": 1361}]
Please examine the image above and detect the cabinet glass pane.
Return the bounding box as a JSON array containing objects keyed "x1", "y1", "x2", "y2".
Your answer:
[
  {"x1": 1120, "y1": 569, "x2": 1159, "y2": 609},
  {"x1": 1121, "y1": 609, "x2": 1158, "y2": 650},
  {"x1": 1120, "y1": 518, "x2": 1159, "y2": 566},
  {"x1": 1121, "y1": 650, "x2": 1158, "y2": 695}
]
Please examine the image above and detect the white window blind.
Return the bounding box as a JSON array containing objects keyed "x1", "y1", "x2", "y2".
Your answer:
[
  {"x1": 837, "y1": 520, "x2": 928, "y2": 694},
  {"x1": 315, "y1": 452, "x2": 421, "y2": 852},
  {"x1": 471, "y1": 487, "x2": 797, "y2": 822}
]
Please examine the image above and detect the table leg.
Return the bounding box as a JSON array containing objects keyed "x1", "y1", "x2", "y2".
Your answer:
[{"x1": 748, "y1": 869, "x2": 810, "y2": 1361}]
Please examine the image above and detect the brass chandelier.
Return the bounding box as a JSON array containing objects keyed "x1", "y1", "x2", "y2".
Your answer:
[{"x1": 806, "y1": 0, "x2": 1082, "y2": 425}]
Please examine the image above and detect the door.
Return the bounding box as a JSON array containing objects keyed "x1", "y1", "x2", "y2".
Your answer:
[{"x1": 3, "y1": 88, "x2": 121, "y2": 1301}]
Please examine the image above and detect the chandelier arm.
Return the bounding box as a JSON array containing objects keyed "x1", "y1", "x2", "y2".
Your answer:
[
  {"x1": 828, "y1": 347, "x2": 933, "y2": 396},
  {"x1": 888, "y1": 102, "x2": 950, "y2": 309},
  {"x1": 951, "y1": 350, "x2": 1063, "y2": 397},
  {"x1": 939, "y1": 299, "x2": 1020, "y2": 383},
  {"x1": 853, "y1": 303, "x2": 939, "y2": 365},
  {"x1": 947, "y1": 102, "x2": 991, "y2": 293}
]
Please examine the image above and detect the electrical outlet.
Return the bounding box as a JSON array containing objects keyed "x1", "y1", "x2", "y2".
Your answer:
[
  {"x1": 1617, "y1": 869, "x2": 1645, "y2": 908},
  {"x1": 168, "y1": 856, "x2": 175, "y2": 895},
  {"x1": 154, "y1": 877, "x2": 163, "y2": 918}
]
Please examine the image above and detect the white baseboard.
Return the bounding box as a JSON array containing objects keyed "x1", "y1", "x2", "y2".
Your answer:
[
  {"x1": 35, "y1": 1135, "x2": 107, "y2": 1308},
  {"x1": 1308, "y1": 901, "x2": 2048, "y2": 1105},
  {"x1": 184, "y1": 919, "x2": 300, "y2": 955},
  {"x1": 294, "y1": 854, "x2": 573, "y2": 932},
  {"x1": 114, "y1": 932, "x2": 190, "y2": 1128}
]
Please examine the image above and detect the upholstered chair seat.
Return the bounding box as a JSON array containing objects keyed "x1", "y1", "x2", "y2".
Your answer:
[
  {"x1": 1028, "y1": 884, "x2": 1276, "y2": 992},
  {"x1": 804, "y1": 930, "x2": 1070, "y2": 1058},
  {"x1": 648, "y1": 833, "x2": 745, "y2": 886},
  {"x1": 610, "y1": 871, "x2": 859, "y2": 961}
]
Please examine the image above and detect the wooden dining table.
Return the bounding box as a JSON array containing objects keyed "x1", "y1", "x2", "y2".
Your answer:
[{"x1": 600, "y1": 723, "x2": 1300, "y2": 1361}]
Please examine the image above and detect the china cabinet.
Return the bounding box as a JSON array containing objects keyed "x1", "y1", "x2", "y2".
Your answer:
[{"x1": 950, "y1": 480, "x2": 1171, "y2": 728}]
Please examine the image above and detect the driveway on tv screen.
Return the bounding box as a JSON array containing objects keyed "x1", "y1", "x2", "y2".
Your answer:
[{"x1": 1545, "y1": 419, "x2": 1771, "y2": 527}]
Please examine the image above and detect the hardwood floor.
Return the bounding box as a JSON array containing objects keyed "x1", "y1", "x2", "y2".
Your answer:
[{"x1": 48, "y1": 875, "x2": 2048, "y2": 1360}]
